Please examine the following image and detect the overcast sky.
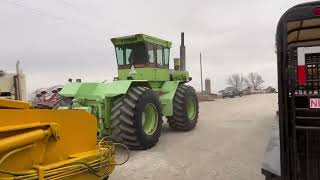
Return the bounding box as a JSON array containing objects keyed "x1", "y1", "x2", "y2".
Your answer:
[{"x1": 0, "y1": 0, "x2": 309, "y2": 94}]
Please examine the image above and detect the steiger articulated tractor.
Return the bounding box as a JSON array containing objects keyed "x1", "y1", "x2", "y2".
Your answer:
[{"x1": 60, "y1": 33, "x2": 199, "y2": 150}]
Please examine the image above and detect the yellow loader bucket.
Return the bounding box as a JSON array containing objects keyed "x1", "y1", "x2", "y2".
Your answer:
[{"x1": 0, "y1": 99, "x2": 116, "y2": 180}]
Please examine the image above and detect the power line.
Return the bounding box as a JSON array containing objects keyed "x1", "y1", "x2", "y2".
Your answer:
[
  {"x1": 200, "y1": 52, "x2": 203, "y2": 94},
  {"x1": 1, "y1": 0, "x2": 100, "y2": 32},
  {"x1": 59, "y1": 0, "x2": 75, "y2": 7},
  {"x1": 57, "y1": 0, "x2": 107, "y2": 23},
  {"x1": 1, "y1": 0, "x2": 114, "y2": 40},
  {"x1": 53, "y1": 0, "x2": 112, "y2": 36},
  {"x1": 3, "y1": 0, "x2": 65, "y2": 22}
]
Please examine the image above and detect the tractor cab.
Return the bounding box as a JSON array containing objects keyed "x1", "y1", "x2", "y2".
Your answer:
[
  {"x1": 111, "y1": 34, "x2": 171, "y2": 69},
  {"x1": 111, "y1": 34, "x2": 188, "y2": 82}
]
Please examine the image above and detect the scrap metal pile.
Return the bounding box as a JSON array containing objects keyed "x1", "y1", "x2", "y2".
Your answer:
[{"x1": 30, "y1": 85, "x2": 72, "y2": 109}]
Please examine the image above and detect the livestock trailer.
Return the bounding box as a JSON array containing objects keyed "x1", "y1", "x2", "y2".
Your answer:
[{"x1": 263, "y1": 1, "x2": 320, "y2": 180}]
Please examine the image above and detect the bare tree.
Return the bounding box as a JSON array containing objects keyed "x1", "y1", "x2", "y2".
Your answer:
[
  {"x1": 246, "y1": 72, "x2": 265, "y2": 90},
  {"x1": 226, "y1": 73, "x2": 245, "y2": 91}
]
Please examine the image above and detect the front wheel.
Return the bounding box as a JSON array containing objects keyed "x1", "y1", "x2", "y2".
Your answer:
[
  {"x1": 168, "y1": 85, "x2": 199, "y2": 131},
  {"x1": 110, "y1": 86, "x2": 162, "y2": 150}
]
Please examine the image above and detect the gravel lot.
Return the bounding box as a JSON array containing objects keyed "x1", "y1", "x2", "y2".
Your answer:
[{"x1": 111, "y1": 94, "x2": 278, "y2": 180}]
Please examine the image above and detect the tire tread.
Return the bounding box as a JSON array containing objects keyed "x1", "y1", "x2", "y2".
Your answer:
[
  {"x1": 110, "y1": 86, "x2": 162, "y2": 149},
  {"x1": 168, "y1": 85, "x2": 199, "y2": 131}
]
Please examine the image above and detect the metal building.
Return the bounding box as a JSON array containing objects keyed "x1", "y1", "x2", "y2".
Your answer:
[
  {"x1": 205, "y1": 78, "x2": 211, "y2": 94},
  {"x1": 0, "y1": 62, "x2": 27, "y2": 101}
]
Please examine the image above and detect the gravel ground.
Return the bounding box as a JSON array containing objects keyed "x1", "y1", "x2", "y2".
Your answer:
[{"x1": 111, "y1": 94, "x2": 278, "y2": 180}]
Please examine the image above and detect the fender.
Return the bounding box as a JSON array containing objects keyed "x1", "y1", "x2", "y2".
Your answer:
[{"x1": 59, "y1": 80, "x2": 151, "y2": 99}]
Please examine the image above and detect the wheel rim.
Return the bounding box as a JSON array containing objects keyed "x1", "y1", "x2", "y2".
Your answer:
[
  {"x1": 186, "y1": 96, "x2": 196, "y2": 120},
  {"x1": 142, "y1": 103, "x2": 158, "y2": 135}
]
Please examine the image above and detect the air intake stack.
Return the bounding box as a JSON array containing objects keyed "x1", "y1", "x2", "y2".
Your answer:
[{"x1": 180, "y1": 32, "x2": 186, "y2": 71}]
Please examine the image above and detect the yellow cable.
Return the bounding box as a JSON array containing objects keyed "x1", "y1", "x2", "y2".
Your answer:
[
  {"x1": 0, "y1": 145, "x2": 33, "y2": 165},
  {"x1": 0, "y1": 138, "x2": 119, "y2": 180},
  {"x1": 0, "y1": 145, "x2": 36, "y2": 176}
]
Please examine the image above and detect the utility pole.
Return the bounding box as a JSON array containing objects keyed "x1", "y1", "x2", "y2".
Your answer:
[{"x1": 200, "y1": 52, "x2": 203, "y2": 94}]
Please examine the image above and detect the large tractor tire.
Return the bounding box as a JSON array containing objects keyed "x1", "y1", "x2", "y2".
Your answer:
[
  {"x1": 110, "y1": 86, "x2": 162, "y2": 150},
  {"x1": 168, "y1": 85, "x2": 199, "y2": 131}
]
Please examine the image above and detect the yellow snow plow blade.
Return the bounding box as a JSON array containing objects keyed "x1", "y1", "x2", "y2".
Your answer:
[{"x1": 0, "y1": 99, "x2": 115, "y2": 180}]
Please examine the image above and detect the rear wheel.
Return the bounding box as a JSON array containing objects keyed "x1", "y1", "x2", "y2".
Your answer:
[
  {"x1": 168, "y1": 85, "x2": 199, "y2": 131},
  {"x1": 110, "y1": 86, "x2": 162, "y2": 150}
]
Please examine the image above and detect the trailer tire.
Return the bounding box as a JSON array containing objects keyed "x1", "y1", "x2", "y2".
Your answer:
[
  {"x1": 110, "y1": 86, "x2": 162, "y2": 150},
  {"x1": 168, "y1": 85, "x2": 199, "y2": 131}
]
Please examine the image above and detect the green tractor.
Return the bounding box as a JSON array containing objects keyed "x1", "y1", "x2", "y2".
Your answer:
[{"x1": 60, "y1": 33, "x2": 199, "y2": 149}]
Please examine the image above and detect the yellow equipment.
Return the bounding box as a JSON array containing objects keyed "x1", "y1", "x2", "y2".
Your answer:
[{"x1": 0, "y1": 98, "x2": 117, "y2": 180}]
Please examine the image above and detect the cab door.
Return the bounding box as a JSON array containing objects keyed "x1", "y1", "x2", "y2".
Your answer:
[{"x1": 155, "y1": 45, "x2": 170, "y2": 81}]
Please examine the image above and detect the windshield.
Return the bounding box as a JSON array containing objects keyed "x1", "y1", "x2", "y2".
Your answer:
[{"x1": 115, "y1": 43, "x2": 147, "y2": 65}]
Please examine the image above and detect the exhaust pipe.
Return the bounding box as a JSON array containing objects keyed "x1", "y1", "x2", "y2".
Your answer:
[
  {"x1": 14, "y1": 61, "x2": 21, "y2": 101},
  {"x1": 180, "y1": 32, "x2": 186, "y2": 71}
]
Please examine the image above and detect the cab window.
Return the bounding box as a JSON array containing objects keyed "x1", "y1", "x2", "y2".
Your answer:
[
  {"x1": 115, "y1": 43, "x2": 147, "y2": 65},
  {"x1": 157, "y1": 45, "x2": 163, "y2": 67},
  {"x1": 146, "y1": 43, "x2": 155, "y2": 64},
  {"x1": 116, "y1": 47, "x2": 125, "y2": 65},
  {"x1": 164, "y1": 48, "x2": 170, "y2": 66}
]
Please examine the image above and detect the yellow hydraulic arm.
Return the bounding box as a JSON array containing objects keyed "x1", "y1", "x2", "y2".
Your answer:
[{"x1": 0, "y1": 99, "x2": 117, "y2": 180}]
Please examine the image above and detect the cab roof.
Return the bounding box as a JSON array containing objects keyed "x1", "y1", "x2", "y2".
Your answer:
[
  {"x1": 111, "y1": 34, "x2": 172, "y2": 48},
  {"x1": 277, "y1": 1, "x2": 320, "y2": 48}
]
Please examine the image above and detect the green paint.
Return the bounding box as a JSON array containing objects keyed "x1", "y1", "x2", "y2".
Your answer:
[
  {"x1": 186, "y1": 96, "x2": 196, "y2": 120},
  {"x1": 59, "y1": 33, "x2": 193, "y2": 136},
  {"x1": 103, "y1": 97, "x2": 112, "y2": 135},
  {"x1": 111, "y1": 34, "x2": 172, "y2": 48},
  {"x1": 159, "y1": 81, "x2": 180, "y2": 116},
  {"x1": 118, "y1": 68, "x2": 172, "y2": 82},
  {"x1": 142, "y1": 103, "x2": 158, "y2": 135},
  {"x1": 60, "y1": 81, "x2": 136, "y2": 136},
  {"x1": 60, "y1": 80, "x2": 153, "y2": 98},
  {"x1": 172, "y1": 70, "x2": 189, "y2": 81}
]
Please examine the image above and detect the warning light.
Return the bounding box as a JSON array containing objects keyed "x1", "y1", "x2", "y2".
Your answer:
[
  {"x1": 297, "y1": 65, "x2": 306, "y2": 85},
  {"x1": 313, "y1": 8, "x2": 320, "y2": 16}
]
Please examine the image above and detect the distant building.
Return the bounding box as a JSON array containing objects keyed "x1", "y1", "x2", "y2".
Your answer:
[
  {"x1": 204, "y1": 78, "x2": 211, "y2": 94},
  {"x1": 265, "y1": 86, "x2": 276, "y2": 93},
  {"x1": 0, "y1": 71, "x2": 26, "y2": 101},
  {"x1": 241, "y1": 87, "x2": 252, "y2": 95}
]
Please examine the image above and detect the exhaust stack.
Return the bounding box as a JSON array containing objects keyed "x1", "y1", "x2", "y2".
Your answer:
[{"x1": 180, "y1": 32, "x2": 186, "y2": 71}]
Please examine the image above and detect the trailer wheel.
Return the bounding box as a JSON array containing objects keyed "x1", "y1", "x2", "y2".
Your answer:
[
  {"x1": 110, "y1": 86, "x2": 162, "y2": 150},
  {"x1": 168, "y1": 85, "x2": 199, "y2": 131}
]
